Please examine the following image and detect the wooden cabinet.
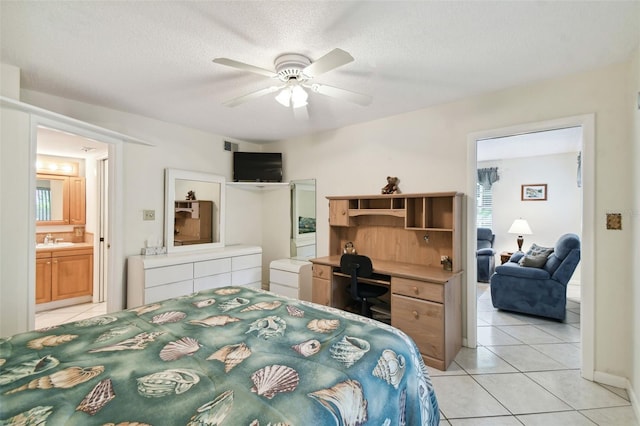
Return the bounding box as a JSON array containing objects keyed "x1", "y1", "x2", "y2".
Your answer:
[
  {"x1": 391, "y1": 275, "x2": 461, "y2": 371},
  {"x1": 174, "y1": 200, "x2": 213, "y2": 246},
  {"x1": 313, "y1": 192, "x2": 463, "y2": 370},
  {"x1": 69, "y1": 176, "x2": 86, "y2": 225},
  {"x1": 36, "y1": 247, "x2": 93, "y2": 307}
]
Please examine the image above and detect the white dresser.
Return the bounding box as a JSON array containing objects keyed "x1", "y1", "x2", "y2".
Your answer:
[
  {"x1": 127, "y1": 245, "x2": 261, "y2": 308},
  {"x1": 269, "y1": 258, "x2": 312, "y2": 302}
]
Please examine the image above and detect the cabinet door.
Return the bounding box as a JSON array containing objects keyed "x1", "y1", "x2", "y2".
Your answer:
[
  {"x1": 36, "y1": 257, "x2": 52, "y2": 304},
  {"x1": 312, "y1": 277, "x2": 331, "y2": 306},
  {"x1": 69, "y1": 176, "x2": 86, "y2": 225},
  {"x1": 391, "y1": 294, "x2": 444, "y2": 361},
  {"x1": 52, "y1": 253, "x2": 93, "y2": 300},
  {"x1": 329, "y1": 199, "x2": 350, "y2": 226}
]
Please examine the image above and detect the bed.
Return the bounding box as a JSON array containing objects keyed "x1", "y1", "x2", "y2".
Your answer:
[{"x1": 0, "y1": 286, "x2": 439, "y2": 425}]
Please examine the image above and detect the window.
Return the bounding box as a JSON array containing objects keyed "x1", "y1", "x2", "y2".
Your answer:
[
  {"x1": 35, "y1": 187, "x2": 52, "y2": 221},
  {"x1": 477, "y1": 183, "x2": 492, "y2": 228}
]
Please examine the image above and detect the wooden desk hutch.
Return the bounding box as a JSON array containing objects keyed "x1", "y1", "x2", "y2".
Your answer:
[{"x1": 310, "y1": 192, "x2": 463, "y2": 370}]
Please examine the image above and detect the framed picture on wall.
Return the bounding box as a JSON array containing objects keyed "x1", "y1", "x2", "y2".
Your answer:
[{"x1": 521, "y1": 183, "x2": 547, "y2": 201}]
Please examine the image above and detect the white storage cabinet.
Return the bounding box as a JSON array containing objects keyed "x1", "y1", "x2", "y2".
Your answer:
[
  {"x1": 269, "y1": 258, "x2": 312, "y2": 302},
  {"x1": 127, "y1": 245, "x2": 261, "y2": 308}
]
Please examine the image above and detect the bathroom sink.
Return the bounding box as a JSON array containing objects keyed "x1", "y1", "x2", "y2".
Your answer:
[{"x1": 36, "y1": 242, "x2": 75, "y2": 249}]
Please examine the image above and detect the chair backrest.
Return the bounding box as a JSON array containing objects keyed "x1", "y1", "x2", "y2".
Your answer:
[
  {"x1": 340, "y1": 254, "x2": 373, "y2": 301},
  {"x1": 543, "y1": 233, "x2": 581, "y2": 284},
  {"x1": 477, "y1": 228, "x2": 495, "y2": 250}
]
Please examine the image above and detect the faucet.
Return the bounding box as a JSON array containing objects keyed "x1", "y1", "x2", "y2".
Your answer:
[
  {"x1": 44, "y1": 233, "x2": 52, "y2": 245},
  {"x1": 54, "y1": 238, "x2": 64, "y2": 245}
]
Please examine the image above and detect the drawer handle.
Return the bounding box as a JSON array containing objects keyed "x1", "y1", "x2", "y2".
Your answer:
[
  {"x1": 317, "y1": 269, "x2": 323, "y2": 277},
  {"x1": 341, "y1": 210, "x2": 346, "y2": 216},
  {"x1": 412, "y1": 286, "x2": 419, "y2": 294},
  {"x1": 412, "y1": 310, "x2": 419, "y2": 319}
]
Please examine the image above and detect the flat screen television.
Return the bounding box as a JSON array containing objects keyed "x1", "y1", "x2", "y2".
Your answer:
[{"x1": 233, "y1": 152, "x2": 283, "y2": 182}]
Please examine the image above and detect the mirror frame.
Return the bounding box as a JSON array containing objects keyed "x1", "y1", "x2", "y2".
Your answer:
[
  {"x1": 36, "y1": 173, "x2": 70, "y2": 226},
  {"x1": 290, "y1": 178, "x2": 316, "y2": 259},
  {"x1": 164, "y1": 168, "x2": 225, "y2": 253}
]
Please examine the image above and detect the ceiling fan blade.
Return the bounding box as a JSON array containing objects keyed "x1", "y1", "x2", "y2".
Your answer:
[
  {"x1": 308, "y1": 83, "x2": 372, "y2": 106},
  {"x1": 302, "y1": 48, "x2": 354, "y2": 78},
  {"x1": 213, "y1": 58, "x2": 278, "y2": 78},
  {"x1": 293, "y1": 105, "x2": 309, "y2": 121},
  {"x1": 223, "y1": 85, "x2": 284, "y2": 107}
]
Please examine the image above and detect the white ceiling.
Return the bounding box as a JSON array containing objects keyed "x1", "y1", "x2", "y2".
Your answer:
[{"x1": 1, "y1": 1, "x2": 639, "y2": 144}]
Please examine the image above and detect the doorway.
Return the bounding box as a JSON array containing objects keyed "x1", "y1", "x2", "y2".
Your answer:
[
  {"x1": 466, "y1": 114, "x2": 595, "y2": 380},
  {"x1": 35, "y1": 126, "x2": 110, "y2": 326}
]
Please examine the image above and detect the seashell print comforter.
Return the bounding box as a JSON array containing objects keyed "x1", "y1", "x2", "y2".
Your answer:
[{"x1": 0, "y1": 287, "x2": 439, "y2": 425}]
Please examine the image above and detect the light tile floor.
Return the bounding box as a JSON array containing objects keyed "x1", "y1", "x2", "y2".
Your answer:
[
  {"x1": 34, "y1": 290, "x2": 639, "y2": 425},
  {"x1": 431, "y1": 284, "x2": 639, "y2": 425},
  {"x1": 35, "y1": 301, "x2": 107, "y2": 329}
]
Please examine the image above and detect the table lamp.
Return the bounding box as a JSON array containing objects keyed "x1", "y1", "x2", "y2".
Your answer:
[{"x1": 508, "y1": 218, "x2": 532, "y2": 252}]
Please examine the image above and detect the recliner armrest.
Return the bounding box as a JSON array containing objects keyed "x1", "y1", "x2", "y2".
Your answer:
[
  {"x1": 494, "y1": 263, "x2": 551, "y2": 279},
  {"x1": 477, "y1": 248, "x2": 495, "y2": 256}
]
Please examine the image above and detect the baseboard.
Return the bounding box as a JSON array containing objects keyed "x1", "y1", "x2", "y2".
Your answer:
[{"x1": 593, "y1": 371, "x2": 639, "y2": 420}]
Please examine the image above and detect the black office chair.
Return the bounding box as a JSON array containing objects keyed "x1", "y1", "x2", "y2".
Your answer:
[{"x1": 340, "y1": 254, "x2": 388, "y2": 317}]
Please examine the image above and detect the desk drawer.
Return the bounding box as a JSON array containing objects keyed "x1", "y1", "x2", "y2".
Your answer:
[
  {"x1": 312, "y1": 264, "x2": 331, "y2": 279},
  {"x1": 391, "y1": 294, "x2": 444, "y2": 360},
  {"x1": 392, "y1": 277, "x2": 443, "y2": 303}
]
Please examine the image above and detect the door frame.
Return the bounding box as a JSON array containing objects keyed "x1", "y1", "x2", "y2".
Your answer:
[{"x1": 465, "y1": 114, "x2": 595, "y2": 380}]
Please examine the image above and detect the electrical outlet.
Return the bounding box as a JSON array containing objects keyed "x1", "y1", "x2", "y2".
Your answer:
[{"x1": 143, "y1": 210, "x2": 155, "y2": 221}]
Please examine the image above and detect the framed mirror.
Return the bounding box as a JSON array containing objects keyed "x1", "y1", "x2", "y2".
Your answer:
[
  {"x1": 164, "y1": 169, "x2": 225, "y2": 253},
  {"x1": 290, "y1": 179, "x2": 316, "y2": 259},
  {"x1": 36, "y1": 174, "x2": 70, "y2": 225}
]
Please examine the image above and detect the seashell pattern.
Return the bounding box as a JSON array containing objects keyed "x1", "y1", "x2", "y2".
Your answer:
[
  {"x1": 129, "y1": 303, "x2": 162, "y2": 316},
  {"x1": 291, "y1": 339, "x2": 321, "y2": 357},
  {"x1": 240, "y1": 300, "x2": 282, "y2": 312},
  {"x1": 137, "y1": 368, "x2": 200, "y2": 397},
  {"x1": 187, "y1": 389, "x2": 234, "y2": 426},
  {"x1": 188, "y1": 315, "x2": 239, "y2": 327},
  {"x1": 103, "y1": 423, "x2": 152, "y2": 426},
  {"x1": 218, "y1": 297, "x2": 250, "y2": 312},
  {"x1": 27, "y1": 334, "x2": 78, "y2": 350},
  {"x1": 286, "y1": 305, "x2": 305, "y2": 317},
  {"x1": 2, "y1": 406, "x2": 53, "y2": 425},
  {"x1": 76, "y1": 378, "x2": 116, "y2": 415},
  {"x1": 159, "y1": 337, "x2": 201, "y2": 361},
  {"x1": 308, "y1": 380, "x2": 368, "y2": 426},
  {"x1": 89, "y1": 331, "x2": 164, "y2": 353},
  {"x1": 372, "y1": 349, "x2": 406, "y2": 389},
  {"x1": 150, "y1": 311, "x2": 186, "y2": 325},
  {"x1": 207, "y1": 343, "x2": 252, "y2": 372},
  {"x1": 214, "y1": 287, "x2": 241, "y2": 295},
  {"x1": 330, "y1": 336, "x2": 370, "y2": 368},
  {"x1": 0, "y1": 355, "x2": 59, "y2": 386},
  {"x1": 193, "y1": 298, "x2": 216, "y2": 308},
  {"x1": 0, "y1": 358, "x2": 4, "y2": 367},
  {"x1": 246, "y1": 316, "x2": 287, "y2": 339},
  {"x1": 94, "y1": 326, "x2": 133, "y2": 343},
  {"x1": 250, "y1": 364, "x2": 299, "y2": 399},
  {"x1": 5, "y1": 365, "x2": 104, "y2": 394},
  {"x1": 74, "y1": 315, "x2": 118, "y2": 327},
  {"x1": 307, "y1": 318, "x2": 340, "y2": 333}
]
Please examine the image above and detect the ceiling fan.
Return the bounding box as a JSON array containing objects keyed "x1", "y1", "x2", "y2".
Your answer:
[{"x1": 212, "y1": 48, "x2": 371, "y2": 118}]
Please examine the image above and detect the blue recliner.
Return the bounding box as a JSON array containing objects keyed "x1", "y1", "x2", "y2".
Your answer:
[
  {"x1": 477, "y1": 228, "x2": 496, "y2": 283},
  {"x1": 490, "y1": 233, "x2": 580, "y2": 320}
]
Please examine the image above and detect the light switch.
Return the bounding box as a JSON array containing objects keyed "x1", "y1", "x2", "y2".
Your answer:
[{"x1": 143, "y1": 210, "x2": 155, "y2": 221}]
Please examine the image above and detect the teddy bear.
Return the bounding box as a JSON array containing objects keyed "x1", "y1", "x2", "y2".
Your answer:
[{"x1": 381, "y1": 176, "x2": 400, "y2": 194}]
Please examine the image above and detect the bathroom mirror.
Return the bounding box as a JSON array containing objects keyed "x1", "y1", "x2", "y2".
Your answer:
[
  {"x1": 290, "y1": 179, "x2": 316, "y2": 259},
  {"x1": 164, "y1": 169, "x2": 225, "y2": 253},
  {"x1": 36, "y1": 174, "x2": 70, "y2": 225}
]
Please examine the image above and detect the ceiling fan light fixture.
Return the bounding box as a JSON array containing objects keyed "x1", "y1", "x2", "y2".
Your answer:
[
  {"x1": 291, "y1": 85, "x2": 308, "y2": 109},
  {"x1": 275, "y1": 88, "x2": 291, "y2": 107}
]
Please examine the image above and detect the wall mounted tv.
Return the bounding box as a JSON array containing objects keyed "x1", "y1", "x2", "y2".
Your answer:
[{"x1": 233, "y1": 152, "x2": 283, "y2": 182}]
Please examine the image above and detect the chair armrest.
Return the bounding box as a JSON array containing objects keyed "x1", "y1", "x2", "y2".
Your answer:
[
  {"x1": 509, "y1": 252, "x2": 524, "y2": 263},
  {"x1": 477, "y1": 248, "x2": 495, "y2": 256}
]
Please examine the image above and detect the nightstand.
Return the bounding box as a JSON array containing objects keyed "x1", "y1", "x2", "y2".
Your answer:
[{"x1": 500, "y1": 251, "x2": 514, "y2": 264}]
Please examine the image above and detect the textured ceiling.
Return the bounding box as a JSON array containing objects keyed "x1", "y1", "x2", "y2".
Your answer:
[{"x1": 1, "y1": 1, "x2": 639, "y2": 143}]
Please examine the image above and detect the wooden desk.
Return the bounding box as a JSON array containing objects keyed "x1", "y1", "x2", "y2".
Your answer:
[{"x1": 311, "y1": 255, "x2": 462, "y2": 371}]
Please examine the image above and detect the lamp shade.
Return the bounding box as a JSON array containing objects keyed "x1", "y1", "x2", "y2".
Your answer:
[{"x1": 508, "y1": 219, "x2": 532, "y2": 235}]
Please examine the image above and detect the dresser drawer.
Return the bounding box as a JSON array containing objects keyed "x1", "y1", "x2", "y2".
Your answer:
[
  {"x1": 270, "y1": 269, "x2": 298, "y2": 287},
  {"x1": 145, "y1": 280, "x2": 193, "y2": 303},
  {"x1": 232, "y1": 266, "x2": 261, "y2": 286},
  {"x1": 391, "y1": 294, "x2": 444, "y2": 360},
  {"x1": 194, "y1": 272, "x2": 232, "y2": 292},
  {"x1": 312, "y1": 264, "x2": 331, "y2": 279},
  {"x1": 232, "y1": 253, "x2": 261, "y2": 271},
  {"x1": 145, "y1": 263, "x2": 193, "y2": 288},
  {"x1": 194, "y1": 258, "x2": 231, "y2": 278},
  {"x1": 392, "y1": 276, "x2": 443, "y2": 303}
]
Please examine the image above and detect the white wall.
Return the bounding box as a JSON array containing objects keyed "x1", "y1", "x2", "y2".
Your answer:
[
  {"x1": 630, "y1": 43, "x2": 640, "y2": 411},
  {"x1": 271, "y1": 60, "x2": 635, "y2": 382},
  {"x1": 479, "y1": 152, "x2": 582, "y2": 283}
]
